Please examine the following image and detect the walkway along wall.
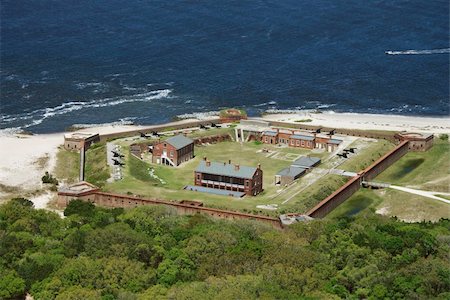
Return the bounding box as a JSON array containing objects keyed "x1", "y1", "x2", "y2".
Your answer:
[
  {"x1": 268, "y1": 120, "x2": 397, "y2": 142},
  {"x1": 58, "y1": 191, "x2": 282, "y2": 229},
  {"x1": 306, "y1": 140, "x2": 410, "y2": 218},
  {"x1": 98, "y1": 119, "x2": 221, "y2": 142}
]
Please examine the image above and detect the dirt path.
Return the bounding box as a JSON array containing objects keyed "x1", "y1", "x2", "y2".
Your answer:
[{"x1": 390, "y1": 185, "x2": 450, "y2": 204}]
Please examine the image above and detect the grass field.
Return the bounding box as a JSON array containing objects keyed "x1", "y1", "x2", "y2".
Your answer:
[
  {"x1": 328, "y1": 139, "x2": 450, "y2": 222},
  {"x1": 102, "y1": 137, "x2": 387, "y2": 215},
  {"x1": 328, "y1": 188, "x2": 450, "y2": 222},
  {"x1": 376, "y1": 139, "x2": 450, "y2": 192},
  {"x1": 338, "y1": 139, "x2": 394, "y2": 172}
]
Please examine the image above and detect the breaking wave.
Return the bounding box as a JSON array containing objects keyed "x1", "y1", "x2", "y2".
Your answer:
[
  {"x1": 253, "y1": 101, "x2": 277, "y2": 107},
  {"x1": 176, "y1": 111, "x2": 220, "y2": 120},
  {"x1": 0, "y1": 89, "x2": 172, "y2": 129},
  {"x1": 69, "y1": 117, "x2": 138, "y2": 129},
  {"x1": 385, "y1": 48, "x2": 450, "y2": 55}
]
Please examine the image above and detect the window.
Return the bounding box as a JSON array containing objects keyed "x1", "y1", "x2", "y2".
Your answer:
[
  {"x1": 301, "y1": 141, "x2": 305, "y2": 146},
  {"x1": 163, "y1": 143, "x2": 167, "y2": 147},
  {"x1": 170, "y1": 150, "x2": 174, "y2": 157},
  {"x1": 197, "y1": 174, "x2": 200, "y2": 180},
  {"x1": 291, "y1": 140, "x2": 294, "y2": 145},
  {"x1": 296, "y1": 140, "x2": 300, "y2": 146}
]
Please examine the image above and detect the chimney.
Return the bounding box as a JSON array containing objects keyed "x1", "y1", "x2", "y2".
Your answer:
[
  {"x1": 257, "y1": 163, "x2": 261, "y2": 169},
  {"x1": 223, "y1": 162, "x2": 226, "y2": 166},
  {"x1": 234, "y1": 164, "x2": 240, "y2": 171},
  {"x1": 228, "y1": 159, "x2": 231, "y2": 164},
  {"x1": 291, "y1": 130, "x2": 295, "y2": 135},
  {"x1": 276, "y1": 128, "x2": 280, "y2": 134},
  {"x1": 206, "y1": 160, "x2": 211, "y2": 167},
  {"x1": 203, "y1": 156, "x2": 207, "y2": 161}
]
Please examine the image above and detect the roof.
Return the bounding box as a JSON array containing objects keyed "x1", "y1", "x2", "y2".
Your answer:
[
  {"x1": 165, "y1": 134, "x2": 194, "y2": 150},
  {"x1": 64, "y1": 132, "x2": 99, "y2": 140},
  {"x1": 185, "y1": 185, "x2": 245, "y2": 198},
  {"x1": 290, "y1": 134, "x2": 315, "y2": 141},
  {"x1": 195, "y1": 160, "x2": 258, "y2": 179},
  {"x1": 263, "y1": 131, "x2": 278, "y2": 137},
  {"x1": 276, "y1": 166, "x2": 306, "y2": 177},
  {"x1": 327, "y1": 138, "x2": 343, "y2": 144},
  {"x1": 292, "y1": 156, "x2": 321, "y2": 168}
]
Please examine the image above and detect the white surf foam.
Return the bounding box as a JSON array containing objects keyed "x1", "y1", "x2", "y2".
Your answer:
[
  {"x1": 385, "y1": 48, "x2": 450, "y2": 55},
  {"x1": 176, "y1": 111, "x2": 220, "y2": 120},
  {"x1": 253, "y1": 101, "x2": 277, "y2": 107},
  {"x1": 1, "y1": 89, "x2": 172, "y2": 130},
  {"x1": 70, "y1": 117, "x2": 137, "y2": 129}
]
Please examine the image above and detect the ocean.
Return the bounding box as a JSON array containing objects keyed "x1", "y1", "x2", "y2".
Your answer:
[{"x1": 1, "y1": 0, "x2": 448, "y2": 133}]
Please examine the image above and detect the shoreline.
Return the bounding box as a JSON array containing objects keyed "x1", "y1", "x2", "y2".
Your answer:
[
  {"x1": 259, "y1": 111, "x2": 450, "y2": 134},
  {"x1": 0, "y1": 111, "x2": 448, "y2": 207}
]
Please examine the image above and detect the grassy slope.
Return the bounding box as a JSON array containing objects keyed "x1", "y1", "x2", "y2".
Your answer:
[
  {"x1": 85, "y1": 143, "x2": 110, "y2": 187},
  {"x1": 376, "y1": 139, "x2": 450, "y2": 192},
  {"x1": 54, "y1": 147, "x2": 80, "y2": 184},
  {"x1": 328, "y1": 139, "x2": 450, "y2": 222},
  {"x1": 339, "y1": 139, "x2": 394, "y2": 172}
]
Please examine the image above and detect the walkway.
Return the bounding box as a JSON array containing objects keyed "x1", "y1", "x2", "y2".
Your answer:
[{"x1": 389, "y1": 185, "x2": 450, "y2": 204}]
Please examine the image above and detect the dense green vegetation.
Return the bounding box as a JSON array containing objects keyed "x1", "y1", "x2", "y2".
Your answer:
[{"x1": 1, "y1": 198, "x2": 449, "y2": 299}]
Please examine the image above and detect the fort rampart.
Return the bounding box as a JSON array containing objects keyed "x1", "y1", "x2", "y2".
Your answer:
[
  {"x1": 306, "y1": 140, "x2": 410, "y2": 218},
  {"x1": 268, "y1": 121, "x2": 397, "y2": 142},
  {"x1": 98, "y1": 118, "x2": 221, "y2": 142},
  {"x1": 57, "y1": 190, "x2": 282, "y2": 229}
]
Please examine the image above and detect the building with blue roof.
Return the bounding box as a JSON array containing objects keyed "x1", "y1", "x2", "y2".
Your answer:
[{"x1": 194, "y1": 159, "x2": 263, "y2": 196}]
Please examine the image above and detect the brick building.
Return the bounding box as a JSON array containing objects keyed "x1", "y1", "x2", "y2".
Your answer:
[
  {"x1": 261, "y1": 129, "x2": 342, "y2": 152},
  {"x1": 194, "y1": 159, "x2": 263, "y2": 196},
  {"x1": 394, "y1": 132, "x2": 434, "y2": 152},
  {"x1": 64, "y1": 132, "x2": 100, "y2": 151},
  {"x1": 152, "y1": 134, "x2": 194, "y2": 166}
]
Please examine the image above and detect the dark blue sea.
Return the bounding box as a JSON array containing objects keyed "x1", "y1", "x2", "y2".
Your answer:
[{"x1": 1, "y1": 0, "x2": 449, "y2": 133}]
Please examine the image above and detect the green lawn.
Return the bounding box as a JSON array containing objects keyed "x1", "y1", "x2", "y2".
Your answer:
[
  {"x1": 376, "y1": 139, "x2": 450, "y2": 192},
  {"x1": 338, "y1": 139, "x2": 394, "y2": 172},
  {"x1": 102, "y1": 136, "x2": 388, "y2": 215},
  {"x1": 328, "y1": 188, "x2": 450, "y2": 222}
]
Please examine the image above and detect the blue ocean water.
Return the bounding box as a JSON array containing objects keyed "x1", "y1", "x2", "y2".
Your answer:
[{"x1": 1, "y1": 0, "x2": 448, "y2": 133}]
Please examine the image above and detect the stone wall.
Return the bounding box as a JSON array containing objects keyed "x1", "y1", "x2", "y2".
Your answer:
[
  {"x1": 268, "y1": 121, "x2": 397, "y2": 142},
  {"x1": 58, "y1": 191, "x2": 282, "y2": 229},
  {"x1": 306, "y1": 175, "x2": 362, "y2": 218},
  {"x1": 361, "y1": 140, "x2": 409, "y2": 181},
  {"x1": 306, "y1": 140, "x2": 410, "y2": 218},
  {"x1": 194, "y1": 134, "x2": 232, "y2": 145},
  {"x1": 98, "y1": 119, "x2": 221, "y2": 142}
]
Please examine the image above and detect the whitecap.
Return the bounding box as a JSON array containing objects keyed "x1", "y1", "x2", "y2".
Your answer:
[
  {"x1": 176, "y1": 111, "x2": 220, "y2": 120},
  {"x1": 1, "y1": 89, "x2": 172, "y2": 130},
  {"x1": 385, "y1": 48, "x2": 450, "y2": 55}
]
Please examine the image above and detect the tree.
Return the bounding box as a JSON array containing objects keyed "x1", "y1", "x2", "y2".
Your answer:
[{"x1": 0, "y1": 268, "x2": 26, "y2": 299}]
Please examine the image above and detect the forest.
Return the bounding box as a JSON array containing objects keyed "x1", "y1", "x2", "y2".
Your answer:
[{"x1": 0, "y1": 198, "x2": 449, "y2": 300}]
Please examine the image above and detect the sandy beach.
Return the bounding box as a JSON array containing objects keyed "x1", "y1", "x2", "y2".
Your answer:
[{"x1": 260, "y1": 111, "x2": 450, "y2": 134}]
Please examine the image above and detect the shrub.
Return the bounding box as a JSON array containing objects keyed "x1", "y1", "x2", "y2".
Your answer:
[
  {"x1": 439, "y1": 134, "x2": 448, "y2": 141},
  {"x1": 41, "y1": 171, "x2": 59, "y2": 185}
]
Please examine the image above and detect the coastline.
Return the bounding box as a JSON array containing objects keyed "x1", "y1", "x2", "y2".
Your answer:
[
  {"x1": 0, "y1": 112, "x2": 448, "y2": 207},
  {"x1": 259, "y1": 111, "x2": 450, "y2": 134}
]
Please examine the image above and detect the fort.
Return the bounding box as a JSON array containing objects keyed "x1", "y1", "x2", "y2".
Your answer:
[{"x1": 58, "y1": 116, "x2": 435, "y2": 228}]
